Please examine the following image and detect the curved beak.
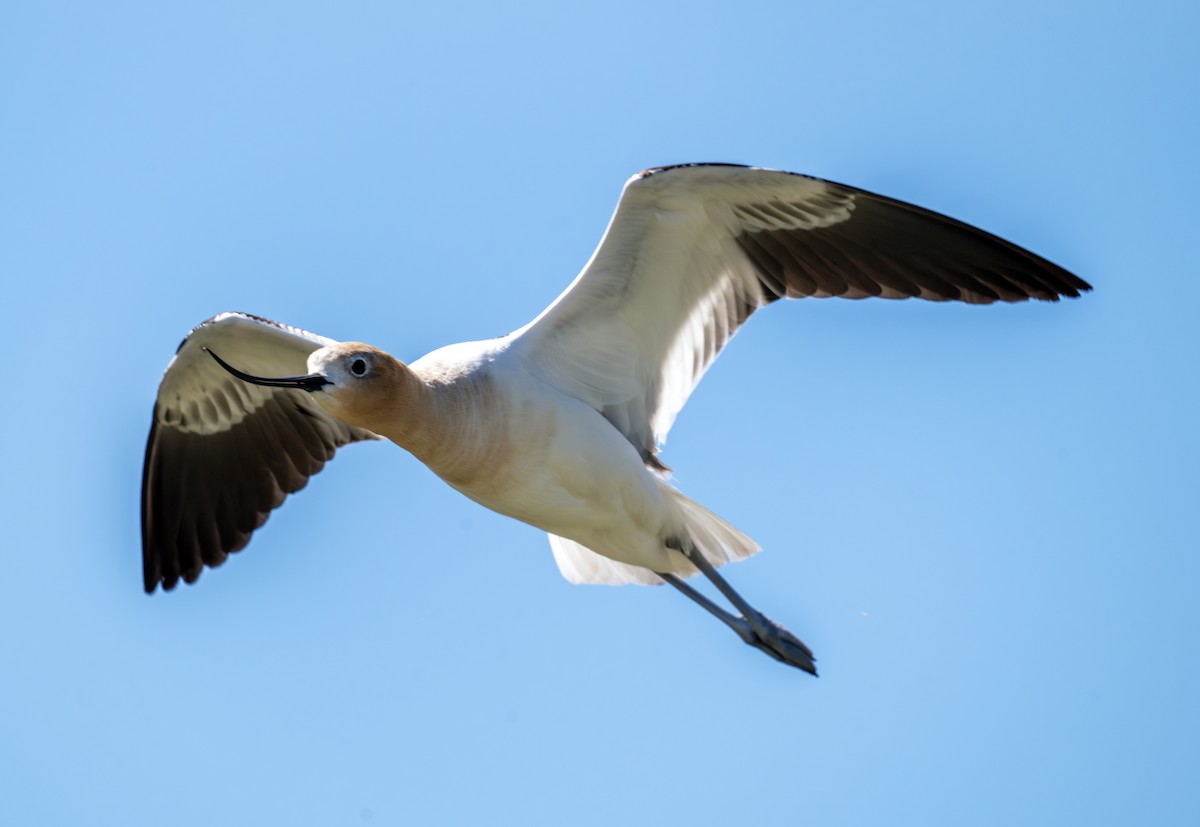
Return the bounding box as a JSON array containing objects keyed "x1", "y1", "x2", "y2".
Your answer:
[{"x1": 204, "y1": 347, "x2": 331, "y2": 392}]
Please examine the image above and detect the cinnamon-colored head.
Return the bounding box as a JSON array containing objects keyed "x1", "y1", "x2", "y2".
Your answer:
[{"x1": 305, "y1": 343, "x2": 415, "y2": 434}]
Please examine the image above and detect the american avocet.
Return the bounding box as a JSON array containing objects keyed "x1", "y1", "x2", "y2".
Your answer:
[{"x1": 142, "y1": 163, "x2": 1090, "y2": 674}]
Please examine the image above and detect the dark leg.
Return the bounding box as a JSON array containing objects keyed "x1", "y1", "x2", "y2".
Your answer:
[{"x1": 657, "y1": 549, "x2": 817, "y2": 675}]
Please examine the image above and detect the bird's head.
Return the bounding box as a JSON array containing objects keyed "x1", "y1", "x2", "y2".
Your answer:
[{"x1": 205, "y1": 342, "x2": 408, "y2": 432}]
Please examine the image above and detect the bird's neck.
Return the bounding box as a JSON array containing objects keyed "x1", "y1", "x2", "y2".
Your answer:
[{"x1": 365, "y1": 363, "x2": 508, "y2": 486}]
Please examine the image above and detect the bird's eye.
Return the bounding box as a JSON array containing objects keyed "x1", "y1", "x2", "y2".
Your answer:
[{"x1": 351, "y1": 358, "x2": 367, "y2": 376}]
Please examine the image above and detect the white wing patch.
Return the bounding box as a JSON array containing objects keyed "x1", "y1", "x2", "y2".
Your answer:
[{"x1": 511, "y1": 166, "x2": 849, "y2": 463}]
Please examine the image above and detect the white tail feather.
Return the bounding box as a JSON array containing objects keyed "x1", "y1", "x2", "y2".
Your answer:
[
  {"x1": 670, "y1": 490, "x2": 761, "y2": 568},
  {"x1": 548, "y1": 488, "x2": 761, "y2": 585}
]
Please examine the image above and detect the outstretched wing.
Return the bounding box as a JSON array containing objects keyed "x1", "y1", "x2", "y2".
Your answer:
[
  {"x1": 511, "y1": 163, "x2": 1090, "y2": 466},
  {"x1": 141, "y1": 312, "x2": 380, "y2": 592}
]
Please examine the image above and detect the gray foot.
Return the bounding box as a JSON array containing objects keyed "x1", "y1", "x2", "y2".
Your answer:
[{"x1": 732, "y1": 613, "x2": 818, "y2": 675}]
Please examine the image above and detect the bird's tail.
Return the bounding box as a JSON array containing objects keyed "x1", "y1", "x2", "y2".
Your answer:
[{"x1": 548, "y1": 488, "x2": 761, "y2": 586}]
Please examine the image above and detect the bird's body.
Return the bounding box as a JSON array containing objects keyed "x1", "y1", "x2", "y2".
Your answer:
[
  {"x1": 381, "y1": 338, "x2": 681, "y2": 572},
  {"x1": 143, "y1": 164, "x2": 1091, "y2": 673}
]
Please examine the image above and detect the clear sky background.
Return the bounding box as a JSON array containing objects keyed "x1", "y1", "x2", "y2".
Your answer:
[{"x1": 2, "y1": 1, "x2": 1196, "y2": 824}]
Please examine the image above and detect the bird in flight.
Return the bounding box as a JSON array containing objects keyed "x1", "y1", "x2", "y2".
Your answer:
[{"x1": 142, "y1": 163, "x2": 1090, "y2": 674}]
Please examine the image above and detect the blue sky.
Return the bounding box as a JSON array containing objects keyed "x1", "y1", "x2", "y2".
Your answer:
[{"x1": 3, "y1": 1, "x2": 1197, "y2": 824}]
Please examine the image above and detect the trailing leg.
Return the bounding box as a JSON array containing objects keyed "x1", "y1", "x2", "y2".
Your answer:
[{"x1": 658, "y1": 546, "x2": 816, "y2": 675}]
